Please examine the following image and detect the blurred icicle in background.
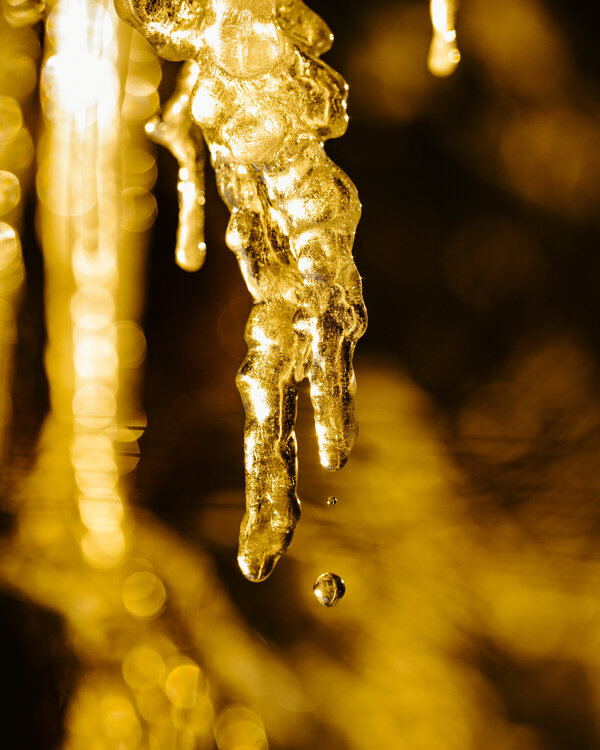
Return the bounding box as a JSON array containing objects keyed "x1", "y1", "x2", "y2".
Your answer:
[{"x1": 1, "y1": 1, "x2": 600, "y2": 749}]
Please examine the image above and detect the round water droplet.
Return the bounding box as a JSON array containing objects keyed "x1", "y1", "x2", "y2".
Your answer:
[
  {"x1": 326, "y1": 495, "x2": 337, "y2": 507},
  {"x1": 313, "y1": 572, "x2": 345, "y2": 607}
]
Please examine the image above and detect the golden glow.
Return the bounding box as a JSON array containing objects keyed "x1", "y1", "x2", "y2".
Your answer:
[
  {"x1": 0, "y1": 222, "x2": 20, "y2": 269},
  {"x1": 2, "y1": 0, "x2": 44, "y2": 26},
  {"x1": 0, "y1": 9, "x2": 30, "y2": 474},
  {"x1": 4, "y1": 4, "x2": 596, "y2": 750},
  {"x1": 122, "y1": 644, "x2": 166, "y2": 690},
  {"x1": 81, "y1": 526, "x2": 126, "y2": 567},
  {"x1": 165, "y1": 663, "x2": 203, "y2": 709},
  {"x1": 0, "y1": 95, "x2": 24, "y2": 143},
  {"x1": 79, "y1": 489, "x2": 124, "y2": 531},
  {"x1": 145, "y1": 61, "x2": 207, "y2": 272},
  {"x1": 214, "y1": 705, "x2": 267, "y2": 750},
  {"x1": 0, "y1": 171, "x2": 21, "y2": 214},
  {"x1": 0, "y1": 4, "x2": 227, "y2": 748},
  {"x1": 189, "y1": 84, "x2": 219, "y2": 123},
  {"x1": 33, "y1": 0, "x2": 160, "y2": 582},
  {"x1": 122, "y1": 570, "x2": 167, "y2": 618},
  {"x1": 428, "y1": 0, "x2": 461, "y2": 77}
]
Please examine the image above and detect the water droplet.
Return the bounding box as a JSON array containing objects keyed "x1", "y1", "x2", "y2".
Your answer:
[
  {"x1": 313, "y1": 572, "x2": 345, "y2": 607},
  {"x1": 326, "y1": 495, "x2": 337, "y2": 507}
]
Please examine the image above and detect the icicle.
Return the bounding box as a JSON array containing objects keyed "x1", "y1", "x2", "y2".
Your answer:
[
  {"x1": 428, "y1": 0, "x2": 461, "y2": 77},
  {"x1": 145, "y1": 61, "x2": 207, "y2": 272},
  {"x1": 114, "y1": 0, "x2": 367, "y2": 582}
]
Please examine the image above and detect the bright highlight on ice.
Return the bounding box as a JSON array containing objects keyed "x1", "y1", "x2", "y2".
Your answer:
[{"x1": 114, "y1": 0, "x2": 367, "y2": 582}]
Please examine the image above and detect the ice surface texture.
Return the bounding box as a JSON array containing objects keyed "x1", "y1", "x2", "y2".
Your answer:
[{"x1": 114, "y1": 0, "x2": 367, "y2": 581}]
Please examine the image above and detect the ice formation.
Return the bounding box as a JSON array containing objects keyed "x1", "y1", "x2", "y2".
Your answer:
[{"x1": 114, "y1": 0, "x2": 367, "y2": 581}]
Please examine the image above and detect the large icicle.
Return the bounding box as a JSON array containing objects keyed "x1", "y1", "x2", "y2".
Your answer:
[{"x1": 114, "y1": 0, "x2": 367, "y2": 581}]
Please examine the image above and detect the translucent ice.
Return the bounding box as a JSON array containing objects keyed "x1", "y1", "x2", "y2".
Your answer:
[{"x1": 114, "y1": 0, "x2": 367, "y2": 581}]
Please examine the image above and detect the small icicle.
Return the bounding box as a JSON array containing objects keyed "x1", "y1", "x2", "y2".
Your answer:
[
  {"x1": 428, "y1": 0, "x2": 461, "y2": 78},
  {"x1": 145, "y1": 62, "x2": 206, "y2": 272},
  {"x1": 313, "y1": 572, "x2": 345, "y2": 607}
]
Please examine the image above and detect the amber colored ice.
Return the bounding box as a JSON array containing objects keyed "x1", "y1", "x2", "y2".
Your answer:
[{"x1": 114, "y1": 0, "x2": 367, "y2": 581}]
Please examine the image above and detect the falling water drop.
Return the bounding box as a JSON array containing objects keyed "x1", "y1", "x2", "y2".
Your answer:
[
  {"x1": 326, "y1": 496, "x2": 337, "y2": 507},
  {"x1": 313, "y1": 572, "x2": 345, "y2": 607}
]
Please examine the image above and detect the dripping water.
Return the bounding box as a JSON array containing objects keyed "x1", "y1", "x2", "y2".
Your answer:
[{"x1": 313, "y1": 572, "x2": 345, "y2": 607}]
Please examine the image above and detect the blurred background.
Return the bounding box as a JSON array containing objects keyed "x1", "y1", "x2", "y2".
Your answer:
[{"x1": 2, "y1": 0, "x2": 600, "y2": 748}]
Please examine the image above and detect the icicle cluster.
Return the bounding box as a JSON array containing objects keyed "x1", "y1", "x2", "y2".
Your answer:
[{"x1": 114, "y1": 0, "x2": 367, "y2": 581}]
